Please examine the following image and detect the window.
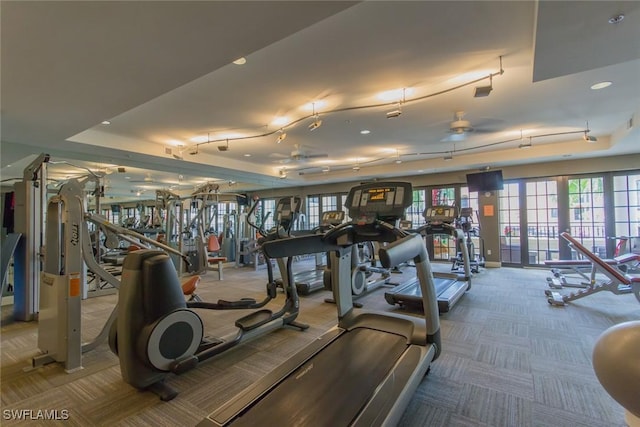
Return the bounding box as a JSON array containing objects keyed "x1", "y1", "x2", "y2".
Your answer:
[
  {"x1": 568, "y1": 177, "x2": 605, "y2": 257},
  {"x1": 431, "y1": 187, "x2": 455, "y2": 206},
  {"x1": 306, "y1": 196, "x2": 320, "y2": 229},
  {"x1": 526, "y1": 180, "x2": 559, "y2": 263},
  {"x1": 406, "y1": 189, "x2": 426, "y2": 227},
  {"x1": 613, "y1": 173, "x2": 640, "y2": 255},
  {"x1": 498, "y1": 182, "x2": 521, "y2": 264}
]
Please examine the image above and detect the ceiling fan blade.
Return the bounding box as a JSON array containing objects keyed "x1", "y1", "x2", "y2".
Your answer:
[
  {"x1": 305, "y1": 153, "x2": 329, "y2": 159},
  {"x1": 441, "y1": 133, "x2": 467, "y2": 142}
]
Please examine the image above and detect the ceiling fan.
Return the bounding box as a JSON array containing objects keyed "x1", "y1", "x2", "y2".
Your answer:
[
  {"x1": 441, "y1": 111, "x2": 500, "y2": 142},
  {"x1": 272, "y1": 144, "x2": 329, "y2": 164}
]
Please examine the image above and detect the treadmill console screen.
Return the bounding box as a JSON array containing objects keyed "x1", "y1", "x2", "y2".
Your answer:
[
  {"x1": 346, "y1": 182, "x2": 413, "y2": 223},
  {"x1": 275, "y1": 196, "x2": 301, "y2": 223},
  {"x1": 321, "y1": 210, "x2": 345, "y2": 226},
  {"x1": 424, "y1": 206, "x2": 458, "y2": 224}
]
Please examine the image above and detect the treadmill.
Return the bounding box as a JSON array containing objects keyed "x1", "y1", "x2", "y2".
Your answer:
[
  {"x1": 385, "y1": 205, "x2": 471, "y2": 313},
  {"x1": 276, "y1": 210, "x2": 345, "y2": 295},
  {"x1": 199, "y1": 181, "x2": 441, "y2": 427}
]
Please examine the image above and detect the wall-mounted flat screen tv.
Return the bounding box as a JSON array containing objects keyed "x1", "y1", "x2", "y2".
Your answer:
[{"x1": 466, "y1": 170, "x2": 504, "y2": 192}]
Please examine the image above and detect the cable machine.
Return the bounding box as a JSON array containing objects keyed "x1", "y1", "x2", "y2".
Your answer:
[
  {"x1": 34, "y1": 177, "x2": 188, "y2": 372},
  {"x1": 12, "y1": 153, "x2": 50, "y2": 321}
]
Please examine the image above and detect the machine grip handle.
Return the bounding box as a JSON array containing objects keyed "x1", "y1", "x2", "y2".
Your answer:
[{"x1": 378, "y1": 233, "x2": 426, "y2": 268}]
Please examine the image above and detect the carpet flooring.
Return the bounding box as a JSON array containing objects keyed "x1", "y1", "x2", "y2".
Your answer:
[{"x1": 1, "y1": 261, "x2": 638, "y2": 426}]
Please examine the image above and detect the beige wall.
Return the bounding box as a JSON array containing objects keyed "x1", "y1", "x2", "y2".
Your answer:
[
  {"x1": 253, "y1": 153, "x2": 640, "y2": 199},
  {"x1": 253, "y1": 153, "x2": 640, "y2": 266}
]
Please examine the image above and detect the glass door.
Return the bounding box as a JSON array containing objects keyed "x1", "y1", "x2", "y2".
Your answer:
[
  {"x1": 526, "y1": 180, "x2": 560, "y2": 264},
  {"x1": 498, "y1": 182, "x2": 522, "y2": 265},
  {"x1": 429, "y1": 187, "x2": 456, "y2": 262},
  {"x1": 568, "y1": 176, "x2": 605, "y2": 258},
  {"x1": 612, "y1": 173, "x2": 640, "y2": 255}
]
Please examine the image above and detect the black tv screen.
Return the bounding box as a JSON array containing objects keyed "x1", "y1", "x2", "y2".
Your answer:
[
  {"x1": 236, "y1": 194, "x2": 249, "y2": 206},
  {"x1": 466, "y1": 170, "x2": 504, "y2": 192}
]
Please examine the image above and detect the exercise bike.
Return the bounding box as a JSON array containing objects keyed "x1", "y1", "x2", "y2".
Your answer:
[{"x1": 109, "y1": 196, "x2": 308, "y2": 401}]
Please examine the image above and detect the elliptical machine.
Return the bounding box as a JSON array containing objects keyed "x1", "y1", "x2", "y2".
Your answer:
[
  {"x1": 452, "y1": 207, "x2": 485, "y2": 273},
  {"x1": 109, "y1": 197, "x2": 308, "y2": 401},
  {"x1": 323, "y1": 238, "x2": 392, "y2": 306}
]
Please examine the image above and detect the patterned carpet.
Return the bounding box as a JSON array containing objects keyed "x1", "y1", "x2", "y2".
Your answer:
[{"x1": 1, "y1": 262, "x2": 638, "y2": 426}]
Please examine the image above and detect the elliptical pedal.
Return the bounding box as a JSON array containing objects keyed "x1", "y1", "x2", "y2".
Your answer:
[{"x1": 235, "y1": 309, "x2": 274, "y2": 331}]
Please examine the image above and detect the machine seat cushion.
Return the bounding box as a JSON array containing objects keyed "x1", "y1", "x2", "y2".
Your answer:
[{"x1": 181, "y1": 276, "x2": 200, "y2": 296}]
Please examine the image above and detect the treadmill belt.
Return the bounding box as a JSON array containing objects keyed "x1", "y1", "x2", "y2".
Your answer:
[{"x1": 232, "y1": 328, "x2": 406, "y2": 426}]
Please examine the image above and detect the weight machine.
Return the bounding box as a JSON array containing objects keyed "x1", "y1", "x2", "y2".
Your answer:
[
  {"x1": 33, "y1": 177, "x2": 189, "y2": 372},
  {"x1": 12, "y1": 153, "x2": 49, "y2": 321}
]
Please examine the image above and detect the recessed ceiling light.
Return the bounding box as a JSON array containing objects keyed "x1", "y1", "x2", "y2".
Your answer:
[
  {"x1": 244, "y1": 154, "x2": 251, "y2": 157},
  {"x1": 125, "y1": 176, "x2": 131, "y2": 180},
  {"x1": 101, "y1": 120, "x2": 111, "y2": 125},
  {"x1": 590, "y1": 81, "x2": 612, "y2": 90},
  {"x1": 360, "y1": 130, "x2": 370, "y2": 135},
  {"x1": 233, "y1": 57, "x2": 247, "y2": 65}
]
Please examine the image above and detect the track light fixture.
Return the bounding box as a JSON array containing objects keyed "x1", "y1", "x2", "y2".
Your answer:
[
  {"x1": 188, "y1": 145, "x2": 199, "y2": 155},
  {"x1": 217, "y1": 139, "x2": 229, "y2": 151},
  {"x1": 308, "y1": 115, "x2": 322, "y2": 131},
  {"x1": 386, "y1": 109, "x2": 402, "y2": 119},
  {"x1": 276, "y1": 130, "x2": 287, "y2": 144},
  {"x1": 474, "y1": 75, "x2": 493, "y2": 98},
  {"x1": 189, "y1": 57, "x2": 505, "y2": 155},
  {"x1": 444, "y1": 153, "x2": 453, "y2": 161},
  {"x1": 386, "y1": 102, "x2": 402, "y2": 119},
  {"x1": 583, "y1": 131, "x2": 597, "y2": 142},
  {"x1": 279, "y1": 169, "x2": 287, "y2": 179},
  {"x1": 395, "y1": 149, "x2": 402, "y2": 164},
  {"x1": 519, "y1": 137, "x2": 532, "y2": 149}
]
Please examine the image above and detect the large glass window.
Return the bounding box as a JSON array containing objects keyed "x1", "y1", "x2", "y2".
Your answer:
[
  {"x1": 568, "y1": 177, "x2": 605, "y2": 257},
  {"x1": 406, "y1": 189, "x2": 426, "y2": 228},
  {"x1": 429, "y1": 187, "x2": 456, "y2": 261},
  {"x1": 431, "y1": 187, "x2": 455, "y2": 206},
  {"x1": 306, "y1": 196, "x2": 320, "y2": 229},
  {"x1": 613, "y1": 173, "x2": 640, "y2": 255},
  {"x1": 526, "y1": 180, "x2": 559, "y2": 263},
  {"x1": 499, "y1": 182, "x2": 521, "y2": 264}
]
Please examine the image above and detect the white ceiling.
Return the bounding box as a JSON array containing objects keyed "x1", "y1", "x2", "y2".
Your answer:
[{"x1": 2, "y1": 1, "x2": 639, "y2": 201}]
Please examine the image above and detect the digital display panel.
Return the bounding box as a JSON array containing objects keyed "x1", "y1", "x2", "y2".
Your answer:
[
  {"x1": 365, "y1": 187, "x2": 394, "y2": 204},
  {"x1": 345, "y1": 182, "x2": 412, "y2": 221}
]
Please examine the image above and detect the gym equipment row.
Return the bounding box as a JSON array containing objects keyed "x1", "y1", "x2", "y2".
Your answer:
[
  {"x1": 545, "y1": 232, "x2": 640, "y2": 306},
  {"x1": 385, "y1": 205, "x2": 472, "y2": 313},
  {"x1": 111, "y1": 196, "x2": 309, "y2": 400},
  {"x1": 274, "y1": 209, "x2": 345, "y2": 295},
  {"x1": 179, "y1": 181, "x2": 440, "y2": 426},
  {"x1": 31, "y1": 177, "x2": 192, "y2": 372}
]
